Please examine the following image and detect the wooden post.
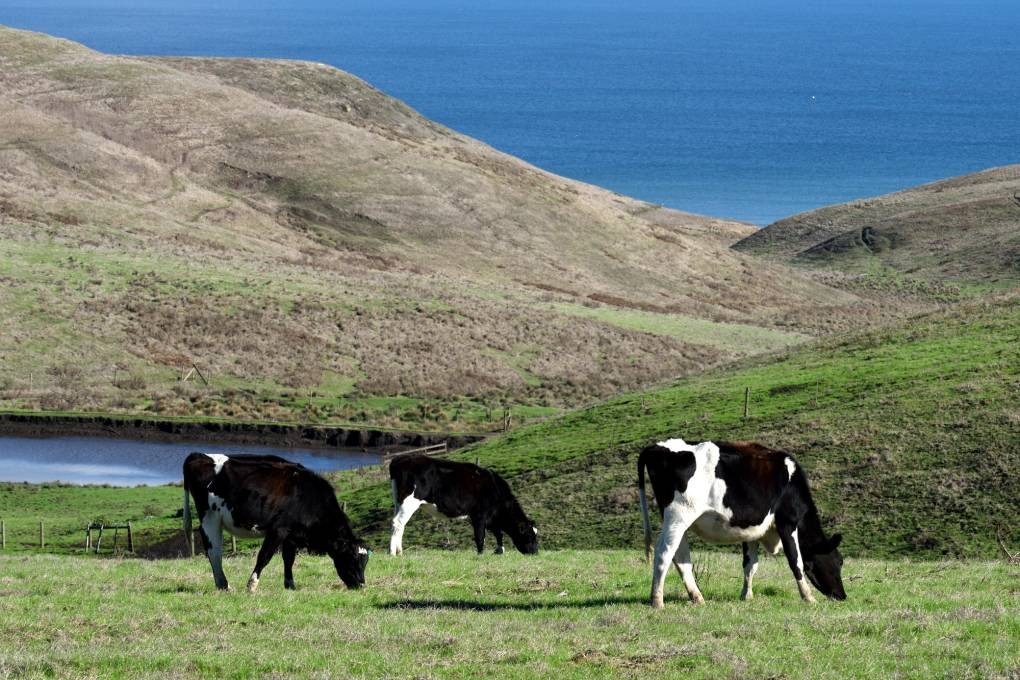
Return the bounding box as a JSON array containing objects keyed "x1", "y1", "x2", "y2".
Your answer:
[
  {"x1": 95, "y1": 525, "x2": 104, "y2": 553},
  {"x1": 231, "y1": 535, "x2": 237, "y2": 555},
  {"x1": 86, "y1": 524, "x2": 92, "y2": 551},
  {"x1": 127, "y1": 521, "x2": 134, "y2": 553},
  {"x1": 743, "y1": 387, "x2": 750, "y2": 419},
  {"x1": 191, "y1": 363, "x2": 209, "y2": 386},
  {"x1": 1, "y1": 520, "x2": 5, "y2": 550},
  {"x1": 39, "y1": 520, "x2": 44, "y2": 549}
]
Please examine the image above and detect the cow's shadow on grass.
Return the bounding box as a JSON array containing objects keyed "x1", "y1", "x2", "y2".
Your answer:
[{"x1": 377, "y1": 596, "x2": 646, "y2": 611}]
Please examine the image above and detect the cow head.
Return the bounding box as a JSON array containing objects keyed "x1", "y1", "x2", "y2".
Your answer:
[
  {"x1": 804, "y1": 533, "x2": 846, "y2": 600},
  {"x1": 508, "y1": 520, "x2": 539, "y2": 555},
  {"x1": 330, "y1": 540, "x2": 370, "y2": 589}
]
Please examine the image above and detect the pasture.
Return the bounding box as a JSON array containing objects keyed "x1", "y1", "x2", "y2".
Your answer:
[{"x1": 0, "y1": 551, "x2": 1016, "y2": 679}]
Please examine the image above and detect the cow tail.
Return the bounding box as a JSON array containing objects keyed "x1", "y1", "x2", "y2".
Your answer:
[
  {"x1": 638, "y1": 452, "x2": 652, "y2": 565},
  {"x1": 182, "y1": 485, "x2": 194, "y2": 557}
]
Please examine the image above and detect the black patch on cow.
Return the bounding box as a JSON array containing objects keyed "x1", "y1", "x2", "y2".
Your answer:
[
  {"x1": 637, "y1": 445, "x2": 696, "y2": 515},
  {"x1": 713, "y1": 442, "x2": 791, "y2": 528}
]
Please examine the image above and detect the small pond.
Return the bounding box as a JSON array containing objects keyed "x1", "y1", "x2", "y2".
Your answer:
[{"x1": 0, "y1": 435, "x2": 380, "y2": 486}]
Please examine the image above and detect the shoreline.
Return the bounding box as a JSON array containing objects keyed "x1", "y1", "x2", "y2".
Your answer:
[{"x1": 0, "y1": 412, "x2": 484, "y2": 452}]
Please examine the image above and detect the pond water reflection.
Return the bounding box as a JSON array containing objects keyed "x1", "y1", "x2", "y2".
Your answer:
[{"x1": 0, "y1": 436, "x2": 379, "y2": 486}]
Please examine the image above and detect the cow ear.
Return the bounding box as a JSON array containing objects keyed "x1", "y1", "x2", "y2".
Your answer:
[{"x1": 815, "y1": 533, "x2": 842, "y2": 554}]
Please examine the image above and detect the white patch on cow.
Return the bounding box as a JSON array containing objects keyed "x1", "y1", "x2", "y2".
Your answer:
[
  {"x1": 208, "y1": 492, "x2": 265, "y2": 539},
  {"x1": 389, "y1": 488, "x2": 426, "y2": 555},
  {"x1": 785, "y1": 456, "x2": 796, "y2": 481},
  {"x1": 791, "y1": 528, "x2": 817, "y2": 602},
  {"x1": 205, "y1": 453, "x2": 229, "y2": 475},
  {"x1": 657, "y1": 438, "x2": 693, "y2": 452},
  {"x1": 357, "y1": 546, "x2": 368, "y2": 556},
  {"x1": 692, "y1": 509, "x2": 776, "y2": 544},
  {"x1": 532, "y1": 527, "x2": 538, "y2": 535}
]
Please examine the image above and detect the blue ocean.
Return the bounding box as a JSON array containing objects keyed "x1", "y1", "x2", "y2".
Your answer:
[{"x1": 2, "y1": 0, "x2": 1017, "y2": 224}]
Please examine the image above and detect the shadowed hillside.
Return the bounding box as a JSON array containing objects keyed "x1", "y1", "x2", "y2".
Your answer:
[
  {"x1": 0, "y1": 26, "x2": 902, "y2": 428},
  {"x1": 734, "y1": 165, "x2": 1020, "y2": 287}
]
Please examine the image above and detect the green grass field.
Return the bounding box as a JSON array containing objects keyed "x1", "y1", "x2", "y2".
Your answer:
[{"x1": 0, "y1": 551, "x2": 1015, "y2": 679}]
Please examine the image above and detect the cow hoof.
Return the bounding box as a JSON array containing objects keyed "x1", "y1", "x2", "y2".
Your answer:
[
  {"x1": 284, "y1": 581, "x2": 296, "y2": 591},
  {"x1": 494, "y1": 546, "x2": 505, "y2": 555},
  {"x1": 650, "y1": 596, "x2": 665, "y2": 609},
  {"x1": 690, "y1": 593, "x2": 706, "y2": 605},
  {"x1": 741, "y1": 591, "x2": 753, "y2": 602}
]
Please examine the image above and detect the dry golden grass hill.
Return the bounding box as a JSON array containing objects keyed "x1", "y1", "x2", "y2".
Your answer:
[
  {"x1": 0, "y1": 26, "x2": 915, "y2": 429},
  {"x1": 734, "y1": 165, "x2": 1020, "y2": 288}
]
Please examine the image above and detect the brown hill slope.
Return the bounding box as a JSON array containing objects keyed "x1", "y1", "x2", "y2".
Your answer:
[
  {"x1": 734, "y1": 165, "x2": 1020, "y2": 286},
  {"x1": 0, "y1": 26, "x2": 900, "y2": 429}
]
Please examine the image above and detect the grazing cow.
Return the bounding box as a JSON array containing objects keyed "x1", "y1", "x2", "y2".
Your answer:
[
  {"x1": 182, "y1": 452, "x2": 369, "y2": 592},
  {"x1": 638, "y1": 438, "x2": 846, "y2": 607},
  {"x1": 388, "y1": 455, "x2": 539, "y2": 556}
]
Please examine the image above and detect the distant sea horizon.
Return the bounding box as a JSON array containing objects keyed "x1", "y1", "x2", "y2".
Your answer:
[{"x1": 3, "y1": 0, "x2": 1018, "y2": 225}]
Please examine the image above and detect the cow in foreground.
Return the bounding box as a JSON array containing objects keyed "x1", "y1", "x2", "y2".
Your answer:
[
  {"x1": 183, "y1": 452, "x2": 369, "y2": 591},
  {"x1": 638, "y1": 438, "x2": 846, "y2": 607},
  {"x1": 388, "y1": 455, "x2": 539, "y2": 555}
]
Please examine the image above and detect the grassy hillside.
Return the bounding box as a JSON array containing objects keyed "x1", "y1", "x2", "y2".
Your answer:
[
  {"x1": 0, "y1": 25, "x2": 904, "y2": 430},
  {"x1": 0, "y1": 552, "x2": 1015, "y2": 679},
  {"x1": 734, "y1": 165, "x2": 1020, "y2": 287},
  {"x1": 3, "y1": 291, "x2": 1017, "y2": 559},
  {"x1": 336, "y1": 291, "x2": 1020, "y2": 559}
]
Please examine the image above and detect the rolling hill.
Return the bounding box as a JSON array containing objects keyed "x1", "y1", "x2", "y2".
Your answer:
[
  {"x1": 0, "y1": 25, "x2": 908, "y2": 430},
  {"x1": 334, "y1": 290, "x2": 1020, "y2": 559},
  {"x1": 734, "y1": 165, "x2": 1020, "y2": 287}
]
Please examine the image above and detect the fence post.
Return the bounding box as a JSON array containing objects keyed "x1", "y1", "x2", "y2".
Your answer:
[
  {"x1": 86, "y1": 524, "x2": 92, "y2": 551},
  {"x1": 39, "y1": 520, "x2": 45, "y2": 549},
  {"x1": 127, "y1": 521, "x2": 134, "y2": 553},
  {"x1": 1, "y1": 520, "x2": 5, "y2": 550},
  {"x1": 743, "y1": 387, "x2": 750, "y2": 419},
  {"x1": 231, "y1": 535, "x2": 237, "y2": 555}
]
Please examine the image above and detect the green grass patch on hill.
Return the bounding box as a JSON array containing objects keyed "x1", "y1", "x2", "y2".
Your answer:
[
  {"x1": 0, "y1": 552, "x2": 1015, "y2": 679},
  {"x1": 548, "y1": 302, "x2": 809, "y2": 353}
]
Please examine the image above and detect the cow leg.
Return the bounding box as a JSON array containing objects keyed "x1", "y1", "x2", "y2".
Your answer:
[
  {"x1": 778, "y1": 523, "x2": 816, "y2": 603},
  {"x1": 389, "y1": 491, "x2": 424, "y2": 556},
  {"x1": 282, "y1": 541, "x2": 297, "y2": 590},
  {"x1": 671, "y1": 535, "x2": 705, "y2": 604},
  {"x1": 492, "y1": 527, "x2": 505, "y2": 555},
  {"x1": 741, "y1": 541, "x2": 760, "y2": 601},
  {"x1": 650, "y1": 506, "x2": 698, "y2": 608},
  {"x1": 200, "y1": 512, "x2": 229, "y2": 591},
  {"x1": 472, "y1": 515, "x2": 486, "y2": 554},
  {"x1": 247, "y1": 532, "x2": 282, "y2": 593}
]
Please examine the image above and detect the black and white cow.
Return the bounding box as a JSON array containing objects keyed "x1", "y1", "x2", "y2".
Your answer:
[
  {"x1": 638, "y1": 438, "x2": 846, "y2": 607},
  {"x1": 388, "y1": 455, "x2": 539, "y2": 556},
  {"x1": 182, "y1": 452, "x2": 369, "y2": 592}
]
